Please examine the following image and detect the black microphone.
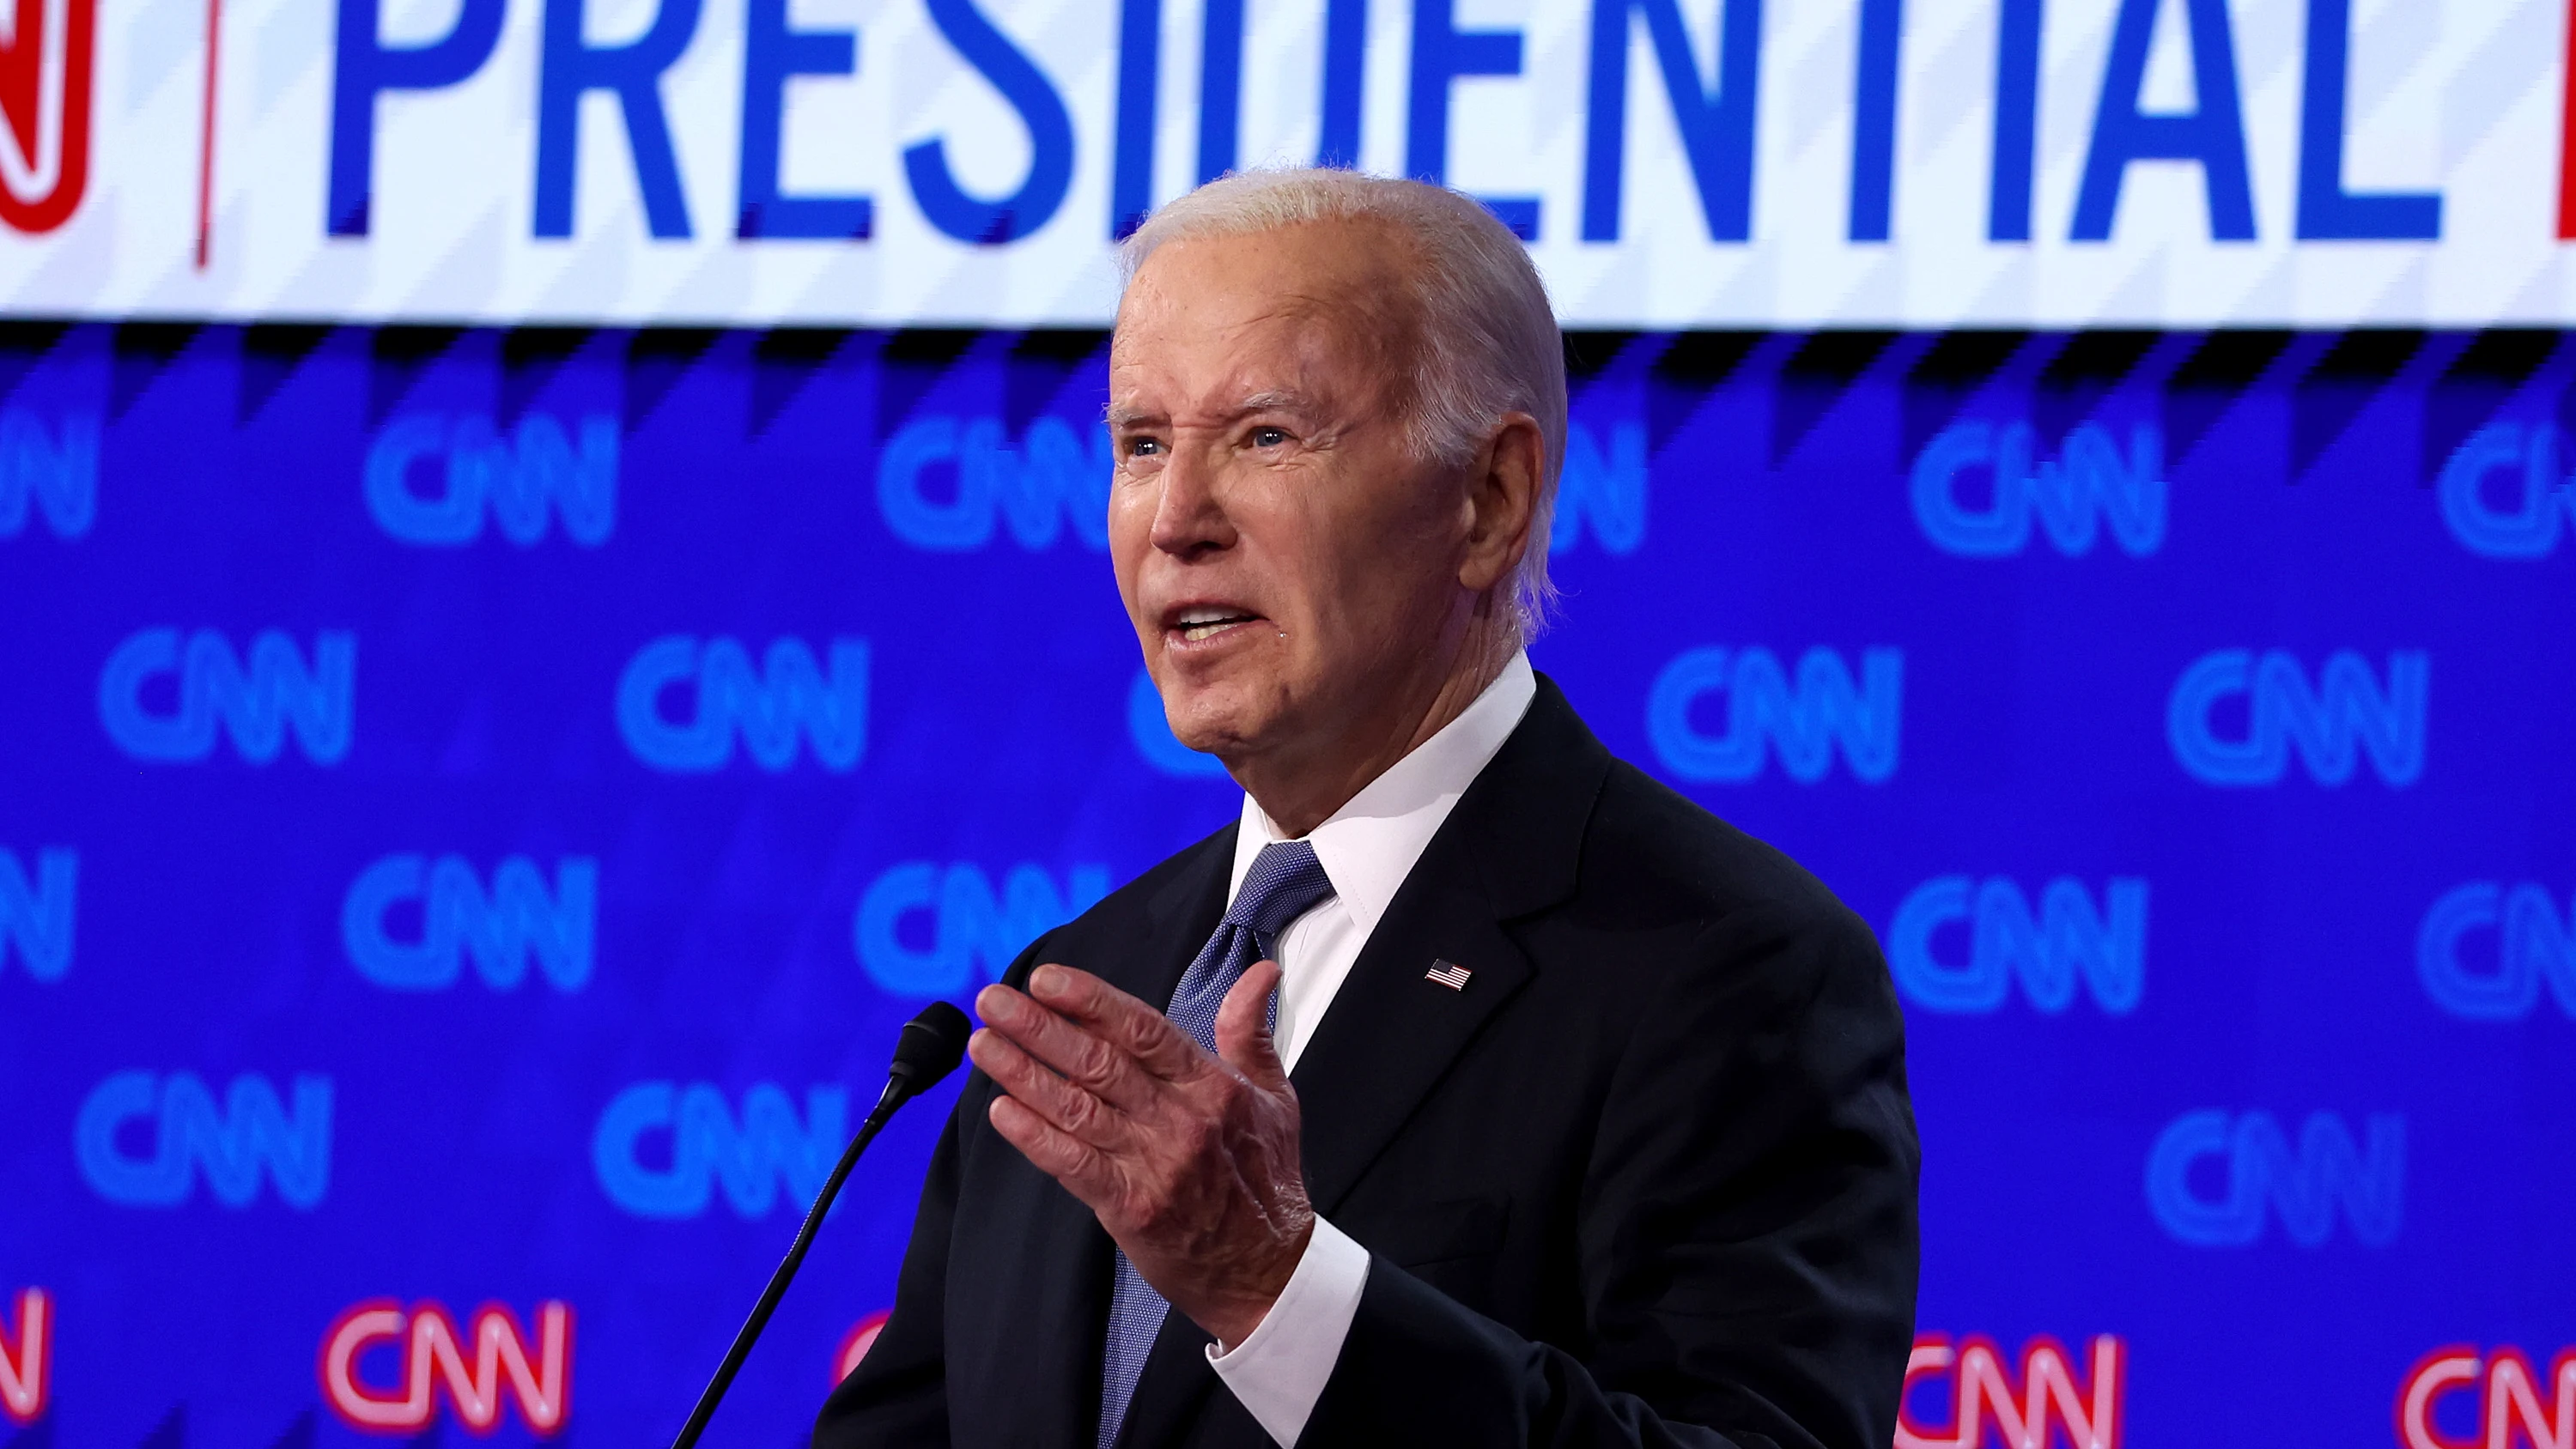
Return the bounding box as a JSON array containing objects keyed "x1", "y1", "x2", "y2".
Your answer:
[{"x1": 669, "y1": 1000, "x2": 973, "y2": 1449}]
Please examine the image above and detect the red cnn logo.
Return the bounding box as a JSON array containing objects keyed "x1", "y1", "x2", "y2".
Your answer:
[
  {"x1": 0, "y1": 0, "x2": 96, "y2": 233},
  {"x1": 1896, "y1": 1333, "x2": 2125, "y2": 1449},
  {"x1": 2398, "y1": 1346, "x2": 2576, "y2": 1449},
  {"x1": 1, "y1": 1288, "x2": 47, "y2": 1425},
  {"x1": 318, "y1": 1300, "x2": 573, "y2": 1436}
]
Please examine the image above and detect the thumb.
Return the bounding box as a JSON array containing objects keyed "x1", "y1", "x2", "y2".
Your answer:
[{"x1": 1214, "y1": 958, "x2": 1288, "y2": 1087}]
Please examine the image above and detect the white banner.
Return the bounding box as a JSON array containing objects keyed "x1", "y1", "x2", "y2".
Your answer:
[{"x1": 0, "y1": 0, "x2": 2565, "y2": 326}]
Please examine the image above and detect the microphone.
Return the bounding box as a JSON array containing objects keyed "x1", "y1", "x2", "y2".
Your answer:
[{"x1": 669, "y1": 1000, "x2": 973, "y2": 1449}]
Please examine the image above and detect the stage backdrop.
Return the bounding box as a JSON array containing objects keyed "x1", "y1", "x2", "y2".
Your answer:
[
  {"x1": 3, "y1": 0, "x2": 2571, "y2": 1440},
  {"x1": 1, "y1": 319, "x2": 2571, "y2": 1448}
]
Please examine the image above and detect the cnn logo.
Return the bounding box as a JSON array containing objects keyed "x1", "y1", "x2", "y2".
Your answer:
[
  {"x1": 1897, "y1": 1333, "x2": 2124, "y2": 1449},
  {"x1": 2, "y1": 1288, "x2": 47, "y2": 1426},
  {"x1": 2399, "y1": 1346, "x2": 2574, "y2": 1449},
  {"x1": 319, "y1": 1300, "x2": 572, "y2": 1435}
]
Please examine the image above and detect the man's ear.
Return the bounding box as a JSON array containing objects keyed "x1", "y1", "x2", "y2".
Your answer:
[{"x1": 1458, "y1": 412, "x2": 1545, "y2": 594}]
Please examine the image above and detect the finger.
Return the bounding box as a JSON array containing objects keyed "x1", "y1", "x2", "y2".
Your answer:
[
  {"x1": 1024, "y1": 964, "x2": 1211, "y2": 1083},
  {"x1": 966, "y1": 1027, "x2": 1134, "y2": 1151},
  {"x1": 975, "y1": 979, "x2": 1164, "y2": 1113},
  {"x1": 987, "y1": 1095, "x2": 1118, "y2": 1212},
  {"x1": 1213, "y1": 958, "x2": 1289, "y2": 1090}
]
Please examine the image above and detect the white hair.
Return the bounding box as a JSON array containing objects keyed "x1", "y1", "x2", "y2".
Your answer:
[{"x1": 1115, "y1": 167, "x2": 1569, "y2": 639}]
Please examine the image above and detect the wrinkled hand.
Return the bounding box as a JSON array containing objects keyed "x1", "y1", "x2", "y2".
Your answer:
[{"x1": 969, "y1": 961, "x2": 1311, "y2": 1348}]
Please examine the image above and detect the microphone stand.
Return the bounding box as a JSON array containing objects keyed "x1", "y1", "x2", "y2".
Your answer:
[{"x1": 670, "y1": 1002, "x2": 969, "y2": 1449}]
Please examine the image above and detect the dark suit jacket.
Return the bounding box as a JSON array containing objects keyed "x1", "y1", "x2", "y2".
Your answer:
[{"x1": 816, "y1": 676, "x2": 1919, "y2": 1448}]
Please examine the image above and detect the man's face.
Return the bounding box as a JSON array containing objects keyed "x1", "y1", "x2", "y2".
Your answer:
[{"x1": 1108, "y1": 222, "x2": 1476, "y2": 767}]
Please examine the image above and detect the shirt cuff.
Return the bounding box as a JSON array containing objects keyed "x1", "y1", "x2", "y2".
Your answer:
[{"x1": 1204, "y1": 1216, "x2": 1370, "y2": 1447}]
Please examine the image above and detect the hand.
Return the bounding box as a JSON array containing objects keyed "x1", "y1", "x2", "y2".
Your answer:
[{"x1": 969, "y1": 961, "x2": 1312, "y2": 1348}]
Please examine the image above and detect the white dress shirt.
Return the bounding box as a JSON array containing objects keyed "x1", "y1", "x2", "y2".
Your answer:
[{"x1": 1201, "y1": 652, "x2": 1537, "y2": 1446}]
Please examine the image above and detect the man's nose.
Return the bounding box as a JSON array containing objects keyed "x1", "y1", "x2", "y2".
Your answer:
[{"x1": 1149, "y1": 441, "x2": 1236, "y2": 558}]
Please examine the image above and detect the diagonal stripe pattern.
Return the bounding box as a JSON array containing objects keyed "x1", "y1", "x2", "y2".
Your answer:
[{"x1": 1095, "y1": 840, "x2": 1336, "y2": 1448}]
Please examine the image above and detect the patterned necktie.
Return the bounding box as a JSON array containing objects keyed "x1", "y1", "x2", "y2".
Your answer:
[{"x1": 1096, "y1": 840, "x2": 1338, "y2": 1448}]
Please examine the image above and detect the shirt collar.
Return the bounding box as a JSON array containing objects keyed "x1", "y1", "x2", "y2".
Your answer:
[{"x1": 1229, "y1": 652, "x2": 1538, "y2": 937}]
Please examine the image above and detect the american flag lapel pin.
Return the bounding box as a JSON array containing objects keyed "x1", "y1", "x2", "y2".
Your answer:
[{"x1": 1425, "y1": 959, "x2": 1473, "y2": 991}]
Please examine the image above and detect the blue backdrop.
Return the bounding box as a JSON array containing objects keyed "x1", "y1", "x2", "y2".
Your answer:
[{"x1": 2, "y1": 322, "x2": 2570, "y2": 1448}]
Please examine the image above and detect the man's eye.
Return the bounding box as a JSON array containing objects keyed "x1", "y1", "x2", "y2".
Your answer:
[
  {"x1": 1127, "y1": 437, "x2": 1163, "y2": 458},
  {"x1": 1250, "y1": 427, "x2": 1289, "y2": 448}
]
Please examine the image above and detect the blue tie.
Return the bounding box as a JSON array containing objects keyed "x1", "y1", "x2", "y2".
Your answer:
[{"x1": 1096, "y1": 840, "x2": 1338, "y2": 1448}]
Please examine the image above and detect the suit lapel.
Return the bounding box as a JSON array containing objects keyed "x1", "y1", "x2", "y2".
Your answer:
[
  {"x1": 987, "y1": 1140, "x2": 1115, "y2": 1449},
  {"x1": 1292, "y1": 873, "x2": 1534, "y2": 1214},
  {"x1": 1014, "y1": 824, "x2": 1234, "y2": 1449},
  {"x1": 1117, "y1": 822, "x2": 1237, "y2": 1013},
  {"x1": 1291, "y1": 676, "x2": 1609, "y2": 1216}
]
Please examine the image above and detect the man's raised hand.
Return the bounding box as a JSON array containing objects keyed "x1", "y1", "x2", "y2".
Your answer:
[{"x1": 969, "y1": 961, "x2": 1314, "y2": 1349}]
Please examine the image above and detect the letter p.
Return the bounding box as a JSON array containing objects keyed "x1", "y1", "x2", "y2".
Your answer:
[{"x1": 330, "y1": 0, "x2": 508, "y2": 235}]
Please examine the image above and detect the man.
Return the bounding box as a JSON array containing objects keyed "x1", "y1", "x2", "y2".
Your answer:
[{"x1": 817, "y1": 169, "x2": 1917, "y2": 1449}]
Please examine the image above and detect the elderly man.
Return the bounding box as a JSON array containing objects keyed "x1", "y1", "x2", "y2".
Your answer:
[{"x1": 816, "y1": 170, "x2": 1917, "y2": 1449}]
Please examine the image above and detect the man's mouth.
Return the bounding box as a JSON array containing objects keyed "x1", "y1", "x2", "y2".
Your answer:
[{"x1": 1170, "y1": 605, "x2": 1263, "y2": 643}]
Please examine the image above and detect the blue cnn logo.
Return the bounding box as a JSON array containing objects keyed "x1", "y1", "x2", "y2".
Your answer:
[
  {"x1": 365, "y1": 412, "x2": 617, "y2": 546},
  {"x1": 0, "y1": 409, "x2": 98, "y2": 539},
  {"x1": 2166, "y1": 649, "x2": 2428, "y2": 787},
  {"x1": 856, "y1": 862, "x2": 1111, "y2": 997},
  {"x1": 1550, "y1": 421, "x2": 1647, "y2": 556},
  {"x1": 2437, "y1": 421, "x2": 2576, "y2": 559},
  {"x1": 0, "y1": 847, "x2": 75, "y2": 983},
  {"x1": 592, "y1": 1082, "x2": 848, "y2": 1219},
  {"x1": 2146, "y1": 1110, "x2": 2403, "y2": 1248},
  {"x1": 1887, "y1": 876, "x2": 2146, "y2": 1014},
  {"x1": 878, "y1": 415, "x2": 1109, "y2": 551},
  {"x1": 617, "y1": 635, "x2": 868, "y2": 772},
  {"x1": 98, "y1": 628, "x2": 356, "y2": 765},
  {"x1": 76, "y1": 1071, "x2": 332, "y2": 1210},
  {"x1": 1647, "y1": 646, "x2": 1903, "y2": 784},
  {"x1": 342, "y1": 854, "x2": 598, "y2": 991},
  {"x1": 1912, "y1": 420, "x2": 2166, "y2": 557},
  {"x1": 1128, "y1": 670, "x2": 1227, "y2": 779},
  {"x1": 2418, "y1": 882, "x2": 2576, "y2": 1022}
]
